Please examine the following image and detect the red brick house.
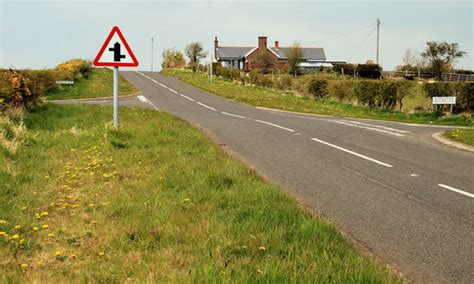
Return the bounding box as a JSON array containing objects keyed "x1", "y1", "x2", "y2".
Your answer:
[{"x1": 214, "y1": 36, "x2": 329, "y2": 71}]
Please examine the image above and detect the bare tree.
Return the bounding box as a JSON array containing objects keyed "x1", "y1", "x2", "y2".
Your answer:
[
  {"x1": 255, "y1": 52, "x2": 277, "y2": 73},
  {"x1": 184, "y1": 42, "x2": 207, "y2": 72},
  {"x1": 286, "y1": 42, "x2": 304, "y2": 76},
  {"x1": 402, "y1": 49, "x2": 416, "y2": 67}
]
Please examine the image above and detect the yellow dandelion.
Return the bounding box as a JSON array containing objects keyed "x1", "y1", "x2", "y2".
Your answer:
[
  {"x1": 102, "y1": 173, "x2": 109, "y2": 178},
  {"x1": 40, "y1": 212, "x2": 49, "y2": 217},
  {"x1": 19, "y1": 239, "x2": 25, "y2": 245},
  {"x1": 48, "y1": 233, "x2": 54, "y2": 238},
  {"x1": 41, "y1": 224, "x2": 49, "y2": 230},
  {"x1": 258, "y1": 246, "x2": 266, "y2": 251},
  {"x1": 21, "y1": 207, "x2": 27, "y2": 210},
  {"x1": 98, "y1": 251, "x2": 105, "y2": 257},
  {"x1": 91, "y1": 220, "x2": 97, "y2": 225},
  {"x1": 32, "y1": 227, "x2": 39, "y2": 231},
  {"x1": 14, "y1": 225, "x2": 21, "y2": 230},
  {"x1": 35, "y1": 213, "x2": 41, "y2": 219},
  {"x1": 0, "y1": 231, "x2": 6, "y2": 236},
  {"x1": 44, "y1": 175, "x2": 50, "y2": 179},
  {"x1": 10, "y1": 234, "x2": 20, "y2": 240},
  {"x1": 0, "y1": 220, "x2": 7, "y2": 224},
  {"x1": 88, "y1": 204, "x2": 94, "y2": 208},
  {"x1": 20, "y1": 263, "x2": 28, "y2": 269}
]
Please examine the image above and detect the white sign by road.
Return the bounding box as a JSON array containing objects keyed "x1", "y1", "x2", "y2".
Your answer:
[{"x1": 432, "y1": 96, "x2": 456, "y2": 105}]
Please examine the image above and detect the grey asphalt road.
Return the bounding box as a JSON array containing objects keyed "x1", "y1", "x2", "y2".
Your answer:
[{"x1": 62, "y1": 71, "x2": 473, "y2": 283}]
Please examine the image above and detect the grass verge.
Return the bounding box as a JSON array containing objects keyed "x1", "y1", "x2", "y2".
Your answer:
[
  {"x1": 443, "y1": 129, "x2": 474, "y2": 146},
  {"x1": 46, "y1": 68, "x2": 138, "y2": 100},
  {"x1": 0, "y1": 103, "x2": 402, "y2": 282},
  {"x1": 164, "y1": 69, "x2": 472, "y2": 126}
]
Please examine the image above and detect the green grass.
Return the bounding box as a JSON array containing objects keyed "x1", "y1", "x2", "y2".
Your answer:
[
  {"x1": 0, "y1": 103, "x2": 402, "y2": 282},
  {"x1": 164, "y1": 69, "x2": 472, "y2": 126},
  {"x1": 444, "y1": 129, "x2": 474, "y2": 145},
  {"x1": 46, "y1": 68, "x2": 138, "y2": 100}
]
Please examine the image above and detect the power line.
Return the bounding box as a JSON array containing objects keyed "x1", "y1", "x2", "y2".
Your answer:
[
  {"x1": 348, "y1": 30, "x2": 374, "y2": 62},
  {"x1": 301, "y1": 22, "x2": 376, "y2": 46}
]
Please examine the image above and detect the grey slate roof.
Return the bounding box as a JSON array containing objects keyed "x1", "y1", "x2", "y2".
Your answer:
[
  {"x1": 216, "y1": 47, "x2": 254, "y2": 59},
  {"x1": 216, "y1": 46, "x2": 326, "y2": 61},
  {"x1": 269, "y1": 47, "x2": 326, "y2": 61}
]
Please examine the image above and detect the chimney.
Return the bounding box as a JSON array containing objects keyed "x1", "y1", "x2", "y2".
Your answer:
[
  {"x1": 274, "y1": 41, "x2": 279, "y2": 49},
  {"x1": 214, "y1": 36, "x2": 218, "y2": 49},
  {"x1": 258, "y1": 36, "x2": 267, "y2": 50}
]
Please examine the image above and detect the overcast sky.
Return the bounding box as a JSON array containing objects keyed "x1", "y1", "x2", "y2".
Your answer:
[{"x1": 1, "y1": 0, "x2": 472, "y2": 71}]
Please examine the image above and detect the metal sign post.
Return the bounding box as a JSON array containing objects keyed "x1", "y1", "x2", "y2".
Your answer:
[
  {"x1": 113, "y1": 66, "x2": 119, "y2": 128},
  {"x1": 93, "y1": 26, "x2": 139, "y2": 129}
]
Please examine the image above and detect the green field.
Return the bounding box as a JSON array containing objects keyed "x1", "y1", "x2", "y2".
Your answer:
[
  {"x1": 444, "y1": 129, "x2": 474, "y2": 146},
  {"x1": 164, "y1": 69, "x2": 472, "y2": 126},
  {"x1": 0, "y1": 101, "x2": 402, "y2": 281},
  {"x1": 46, "y1": 68, "x2": 138, "y2": 100}
]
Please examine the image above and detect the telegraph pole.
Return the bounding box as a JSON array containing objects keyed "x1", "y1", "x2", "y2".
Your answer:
[
  {"x1": 376, "y1": 18, "x2": 380, "y2": 65},
  {"x1": 151, "y1": 37, "x2": 154, "y2": 72}
]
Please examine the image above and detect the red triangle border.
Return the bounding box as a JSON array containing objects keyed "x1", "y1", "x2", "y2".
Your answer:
[{"x1": 93, "y1": 26, "x2": 139, "y2": 67}]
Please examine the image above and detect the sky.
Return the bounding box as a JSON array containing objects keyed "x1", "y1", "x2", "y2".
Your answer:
[{"x1": 1, "y1": 0, "x2": 473, "y2": 71}]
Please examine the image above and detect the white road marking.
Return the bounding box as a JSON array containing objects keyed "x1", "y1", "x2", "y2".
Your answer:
[
  {"x1": 410, "y1": 173, "x2": 420, "y2": 177},
  {"x1": 221, "y1": 111, "x2": 246, "y2": 119},
  {"x1": 438, "y1": 184, "x2": 474, "y2": 198},
  {"x1": 254, "y1": 119, "x2": 295, "y2": 132},
  {"x1": 179, "y1": 94, "x2": 195, "y2": 102},
  {"x1": 136, "y1": 95, "x2": 158, "y2": 110},
  {"x1": 196, "y1": 102, "x2": 216, "y2": 111},
  {"x1": 310, "y1": 138, "x2": 393, "y2": 168},
  {"x1": 332, "y1": 120, "x2": 405, "y2": 137},
  {"x1": 339, "y1": 120, "x2": 411, "y2": 134}
]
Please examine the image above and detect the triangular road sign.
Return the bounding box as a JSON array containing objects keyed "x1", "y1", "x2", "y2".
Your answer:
[{"x1": 93, "y1": 26, "x2": 139, "y2": 67}]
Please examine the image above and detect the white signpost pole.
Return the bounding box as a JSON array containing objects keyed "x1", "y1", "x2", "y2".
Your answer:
[{"x1": 113, "y1": 66, "x2": 119, "y2": 128}]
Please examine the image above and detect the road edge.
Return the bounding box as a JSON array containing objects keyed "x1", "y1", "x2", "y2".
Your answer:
[{"x1": 432, "y1": 132, "x2": 474, "y2": 152}]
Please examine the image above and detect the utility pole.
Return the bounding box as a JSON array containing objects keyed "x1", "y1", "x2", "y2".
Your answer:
[
  {"x1": 376, "y1": 18, "x2": 380, "y2": 65},
  {"x1": 210, "y1": 44, "x2": 213, "y2": 82},
  {"x1": 151, "y1": 37, "x2": 154, "y2": 72}
]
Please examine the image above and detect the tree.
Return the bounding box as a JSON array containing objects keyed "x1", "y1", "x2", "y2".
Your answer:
[
  {"x1": 255, "y1": 52, "x2": 276, "y2": 73},
  {"x1": 286, "y1": 43, "x2": 304, "y2": 76},
  {"x1": 184, "y1": 42, "x2": 207, "y2": 72},
  {"x1": 421, "y1": 41, "x2": 466, "y2": 76},
  {"x1": 161, "y1": 49, "x2": 185, "y2": 70}
]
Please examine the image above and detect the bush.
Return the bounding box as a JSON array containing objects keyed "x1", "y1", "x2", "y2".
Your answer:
[
  {"x1": 423, "y1": 82, "x2": 473, "y2": 113},
  {"x1": 56, "y1": 59, "x2": 92, "y2": 81},
  {"x1": 306, "y1": 78, "x2": 328, "y2": 98},
  {"x1": 358, "y1": 64, "x2": 382, "y2": 79},
  {"x1": 333, "y1": 64, "x2": 357, "y2": 76},
  {"x1": 275, "y1": 74, "x2": 293, "y2": 90},
  {"x1": 328, "y1": 80, "x2": 353, "y2": 102}
]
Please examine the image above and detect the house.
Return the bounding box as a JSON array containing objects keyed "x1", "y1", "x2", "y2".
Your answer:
[{"x1": 214, "y1": 36, "x2": 332, "y2": 71}]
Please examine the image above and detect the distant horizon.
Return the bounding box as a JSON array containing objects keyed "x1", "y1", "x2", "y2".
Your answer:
[{"x1": 1, "y1": 0, "x2": 472, "y2": 71}]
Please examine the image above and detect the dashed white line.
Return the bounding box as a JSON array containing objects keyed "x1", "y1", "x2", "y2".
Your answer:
[
  {"x1": 179, "y1": 94, "x2": 195, "y2": 102},
  {"x1": 196, "y1": 101, "x2": 216, "y2": 111},
  {"x1": 221, "y1": 111, "x2": 246, "y2": 119},
  {"x1": 254, "y1": 119, "x2": 295, "y2": 132},
  {"x1": 438, "y1": 184, "x2": 473, "y2": 198},
  {"x1": 310, "y1": 138, "x2": 393, "y2": 168}
]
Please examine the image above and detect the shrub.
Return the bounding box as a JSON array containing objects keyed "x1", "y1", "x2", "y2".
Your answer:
[
  {"x1": 333, "y1": 64, "x2": 357, "y2": 76},
  {"x1": 328, "y1": 80, "x2": 353, "y2": 102},
  {"x1": 56, "y1": 59, "x2": 92, "y2": 81},
  {"x1": 306, "y1": 78, "x2": 328, "y2": 98},
  {"x1": 275, "y1": 74, "x2": 293, "y2": 90},
  {"x1": 358, "y1": 64, "x2": 382, "y2": 79},
  {"x1": 354, "y1": 80, "x2": 379, "y2": 107}
]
